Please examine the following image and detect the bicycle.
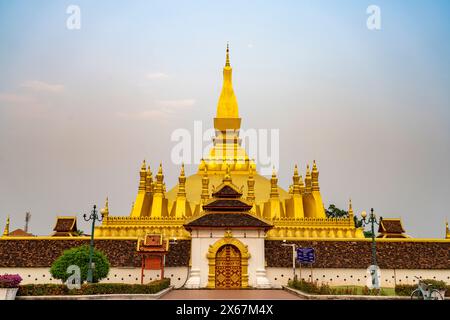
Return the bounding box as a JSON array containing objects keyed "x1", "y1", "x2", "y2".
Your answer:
[{"x1": 410, "y1": 277, "x2": 444, "y2": 300}]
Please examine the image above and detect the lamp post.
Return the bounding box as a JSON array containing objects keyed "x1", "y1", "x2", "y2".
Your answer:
[
  {"x1": 360, "y1": 208, "x2": 382, "y2": 289},
  {"x1": 282, "y1": 240, "x2": 298, "y2": 281},
  {"x1": 83, "y1": 205, "x2": 103, "y2": 283}
]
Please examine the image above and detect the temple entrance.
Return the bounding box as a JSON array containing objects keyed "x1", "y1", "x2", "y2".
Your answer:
[{"x1": 215, "y1": 244, "x2": 242, "y2": 289}]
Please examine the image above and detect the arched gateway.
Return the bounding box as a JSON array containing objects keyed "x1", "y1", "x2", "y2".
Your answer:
[{"x1": 184, "y1": 168, "x2": 273, "y2": 289}]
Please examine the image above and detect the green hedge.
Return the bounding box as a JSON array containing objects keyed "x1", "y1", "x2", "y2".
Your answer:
[
  {"x1": 17, "y1": 278, "x2": 170, "y2": 296},
  {"x1": 288, "y1": 279, "x2": 388, "y2": 296},
  {"x1": 395, "y1": 280, "x2": 449, "y2": 297}
]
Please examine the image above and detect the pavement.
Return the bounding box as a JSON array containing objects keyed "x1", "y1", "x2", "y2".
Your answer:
[{"x1": 160, "y1": 289, "x2": 304, "y2": 300}]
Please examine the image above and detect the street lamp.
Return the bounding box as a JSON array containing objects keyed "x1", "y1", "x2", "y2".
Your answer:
[
  {"x1": 83, "y1": 204, "x2": 103, "y2": 283},
  {"x1": 360, "y1": 208, "x2": 382, "y2": 289},
  {"x1": 281, "y1": 240, "x2": 298, "y2": 281}
]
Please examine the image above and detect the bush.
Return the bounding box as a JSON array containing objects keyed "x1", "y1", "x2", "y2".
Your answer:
[
  {"x1": 18, "y1": 284, "x2": 69, "y2": 296},
  {"x1": 0, "y1": 274, "x2": 23, "y2": 288},
  {"x1": 395, "y1": 279, "x2": 449, "y2": 297},
  {"x1": 17, "y1": 279, "x2": 170, "y2": 296},
  {"x1": 288, "y1": 279, "x2": 333, "y2": 295},
  {"x1": 288, "y1": 280, "x2": 392, "y2": 296},
  {"x1": 50, "y1": 245, "x2": 110, "y2": 283}
]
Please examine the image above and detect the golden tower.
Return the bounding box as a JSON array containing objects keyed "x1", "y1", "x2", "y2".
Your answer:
[{"x1": 94, "y1": 46, "x2": 365, "y2": 240}]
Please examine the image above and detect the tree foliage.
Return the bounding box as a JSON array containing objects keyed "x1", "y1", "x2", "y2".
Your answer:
[
  {"x1": 50, "y1": 245, "x2": 110, "y2": 283},
  {"x1": 325, "y1": 204, "x2": 348, "y2": 218}
]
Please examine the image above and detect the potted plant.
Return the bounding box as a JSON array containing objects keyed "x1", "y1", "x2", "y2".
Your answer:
[{"x1": 0, "y1": 274, "x2": 23, "y2": 300}]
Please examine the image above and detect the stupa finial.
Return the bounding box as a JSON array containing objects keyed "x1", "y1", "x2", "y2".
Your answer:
[
  {"x1": 3, "y1": 215, "x2": 10, "y2": 237},
  {"x1": 225, "y1": 42, "x2": 230, "y2": 67}
]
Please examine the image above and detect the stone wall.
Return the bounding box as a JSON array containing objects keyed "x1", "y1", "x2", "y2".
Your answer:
[
  {"x1": 265, "y1": 240, "x2": 450, "y2": 269},
  {"x1": 2, "y1": 238, "x2": 449, "y2": 270},
  {"x1": 0, "y1": 239, "x2": 190, "y2": 268}
]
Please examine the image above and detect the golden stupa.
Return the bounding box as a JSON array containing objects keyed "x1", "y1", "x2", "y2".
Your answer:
[{"x1": 95, "y1": 45, "x2": 365, "y2": 240}]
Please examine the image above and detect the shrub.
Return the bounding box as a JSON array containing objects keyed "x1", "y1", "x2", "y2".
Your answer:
[
  {"x1": 0, "y1": 274, "x2": 23, "y2": 288},
  {"x1": 16, "y1": 279, "x2": 170, "y2": 296},
  {"x1": 288, "y1": 279, "x2": 333, "y2": 295},
  {"x1": 50, "y1": 245, "x2": 110, "y2": 283},
  {"x1": 395, "y1": 279, "x2": 449, "y2": 297},
  {"x1": 18, "y1": 284, "x2": 69, "y2": 296}
]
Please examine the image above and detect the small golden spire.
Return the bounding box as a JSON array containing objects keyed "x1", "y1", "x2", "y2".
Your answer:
[
  {"x1": 101, "y1": 197, "x2": 109, "y2": 217},
  {"x1": 178, "y1": 163, "x2": 186, "y2": 197},
  {"x1": 305, "y1": 164, "x2": 312, "y2": 193},
  {"x1": 154, "y1": 162, "x2": 164, "y2": 194},
  {"x1": 201, "y1": 165, "x2": 210, "y2": 202},
  {"x1": 348, "y1": 198, "x2": 354, "y2": 217},
  {"x1": 292, "y1": 164, "x2": 302, "y2": 195},
  {"x1": 3, "y1": 215, "x2": 10, "y2": 236},
  {"x1": 270, "y1": 167, "x2": 279, "y2": 198},
  {"x1": 311, "y1": 160, "x2": 320, "y2": 192},
  {"x1": 158, "y1": 162, "x2": 163, "y2": 175},
  {"x1": 146, "y1": 166, "x2": 153, "y2": 193},
  {"x1": 247, "y1": 166, "x2": 255, "y2": 202},
  {"x1": 138, "y1": 160, "x2": 147, "y2": 191}
]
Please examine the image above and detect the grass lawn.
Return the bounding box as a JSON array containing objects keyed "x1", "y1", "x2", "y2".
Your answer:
[{"x1": 331, "y1": 285, "x2": 396, "y2": 296}]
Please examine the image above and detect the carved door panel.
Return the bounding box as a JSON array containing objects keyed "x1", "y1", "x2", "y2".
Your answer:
[{"x1": 215, "y1": 245, "x2": 241, "y2": 289}]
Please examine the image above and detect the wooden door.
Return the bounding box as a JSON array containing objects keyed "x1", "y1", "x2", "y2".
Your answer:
[{"x1": 215, "y1": 245, "x2": 241, "y2": 289}]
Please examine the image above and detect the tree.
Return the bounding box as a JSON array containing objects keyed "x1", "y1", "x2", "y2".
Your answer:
[
  {"x1": 50, "y1": 245, "x2": 110, "y2": 283},
  {"x1": 325, "y1": 204, "x2": 348, "y2": 218}
]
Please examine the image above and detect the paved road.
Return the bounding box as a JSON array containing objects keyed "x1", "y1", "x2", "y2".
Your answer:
[{"x1": 160, "y1": 289, "x2": 303, "y2": 300}]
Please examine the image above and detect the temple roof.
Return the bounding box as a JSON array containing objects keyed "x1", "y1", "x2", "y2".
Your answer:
[
  {"x1": 203, "y1": 199, "x2": 253, "y2": 212},
  {"x1": 8, "y1": 229, "x2": 34, "y2": 237},
  {"x1": 52, "y1": 216, "x2": 78, "y2": 237},
  {"x1": 184, "y1": 213, "x2": 272, "y2": 230},
  {"x1": 377, "y1": 218, "x2": 409, "y2": 238}
]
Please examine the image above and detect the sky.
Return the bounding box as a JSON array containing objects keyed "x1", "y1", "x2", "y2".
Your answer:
[{"x1": 0, "y1": 0, "x2": 449, "y2": 238}]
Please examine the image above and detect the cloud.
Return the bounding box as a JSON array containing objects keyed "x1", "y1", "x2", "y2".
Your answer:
[
  {"x1": 117, "y1": 99, "x2": 196, "y2": 120},
  {"x1": 146, "y1": 72, "x2": 169, "y2": 80},
  {"x1": 116, "y1": 109, "x2": 168, "y2": 120},
  {"x1": 0, "y1": 93, "x2": 35, "y2": 104},
  {"x1": 156, "y1": 99, "x2": 196, "y2": 109},
  {"x1": 21, "y1": 80, "x2": 65, "y2": 93}
]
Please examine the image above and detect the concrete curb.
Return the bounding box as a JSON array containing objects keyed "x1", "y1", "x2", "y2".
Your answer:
[
  {"x1": 16, "y1": 285, "x2": 174, "y2": 300},
  {"x1": 283, "y1": 286, "x2": 410, "y2": 300}
]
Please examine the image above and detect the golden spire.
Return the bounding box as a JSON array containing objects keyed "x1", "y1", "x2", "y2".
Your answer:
[
  {"x1": 305, "y1": 164, "x2": 312, "y2": 193},
  {"x1": 311, "y1": 160, "x2": 320, "y2": 191},
  {"x1": 247, "y1": 166, "x2": 255, "y2": 202},
  {"x1": 101, "y1": 197, "x2": 109, "y2": 217},
  {"x1": 270, "y1": 167, "x2": 279, "y2": 198},
  {"x1": 292, "y1": 164, "x2": 302, "y2": 195},
  {"x1": 348, "y1": 198, "x2": 354, "y2": 218},
  {"x1": 215, "y1": 43, "x2": 239, "y2": 120},
  {"x1": 138, "y1": 160, "x2": 147, "y2": 191},
  {"x1": 154, "y1": 163, "x2": 165, "y2": 194},
  {"x1": 3, "y1": 215, "x2": 10, "y2": 237},
  {"x1": 146, "y1": 166, "x2": 153, "y2": 193},
  {"x1": 201, "y1": 166, "x2": 209, "y2": 201},
  {"x1": 177, "y1": 163, "x2": 186, "y2": 197}
]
